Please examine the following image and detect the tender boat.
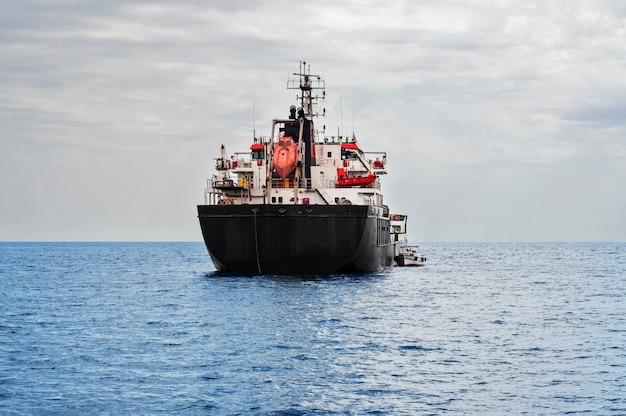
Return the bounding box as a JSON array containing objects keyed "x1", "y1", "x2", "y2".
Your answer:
[
  {"x1": 390, "y1": 214, "x2": 427, "y2": 267},
  {"x1": 395, "y1": 245, "x2": 427, "y2": 267},
  {"x1": 336, "y1": 168, "x2": 377, "y2": 187}
]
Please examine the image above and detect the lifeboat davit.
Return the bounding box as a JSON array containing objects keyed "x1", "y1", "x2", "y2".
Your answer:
[
  {"x1": 336, "y1": 167, "x2": 377, "y2": 187},
  {"x1": 273, "y1": 136, "x2": 297, "y2": 179}
]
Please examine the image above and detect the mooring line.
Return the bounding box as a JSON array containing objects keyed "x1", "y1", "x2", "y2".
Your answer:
[{"x1": 252, "y1": 208, "x2": 261, "y2": 273}]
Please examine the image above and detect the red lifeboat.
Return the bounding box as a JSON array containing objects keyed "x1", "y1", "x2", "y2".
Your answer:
[
  {"x1": 272, "y1": 136, "x2": 297, "y2": 179},
  {"x1": 336, "y1": 167, "x2": 377, "y2": 187}
]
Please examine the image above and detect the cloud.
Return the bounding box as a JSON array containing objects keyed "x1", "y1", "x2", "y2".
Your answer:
[{"x1": 1, "y1": 0, "x2": 626, "y2": 241}]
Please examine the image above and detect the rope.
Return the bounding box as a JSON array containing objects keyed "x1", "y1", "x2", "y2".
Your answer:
[{"x1": 252, "y1": 208, "x2": 261, "y2": 273}]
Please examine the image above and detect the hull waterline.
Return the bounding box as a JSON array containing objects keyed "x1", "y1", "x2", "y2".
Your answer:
[{"x1": 198, "y1": 204, "x2": 395, "y2": 275}]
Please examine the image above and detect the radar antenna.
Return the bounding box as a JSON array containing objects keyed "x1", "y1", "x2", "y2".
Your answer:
[{"x1": 287, "y1": 61, "x2": 326, "y2": 119}]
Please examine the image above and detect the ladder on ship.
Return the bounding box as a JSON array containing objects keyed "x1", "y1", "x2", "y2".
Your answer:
[{"x1": 314, "y1": 180, "x2": 332, "y2": 205}]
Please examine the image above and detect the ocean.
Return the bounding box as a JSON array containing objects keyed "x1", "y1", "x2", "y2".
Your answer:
[{"x1": 1, "y1": 242, "x2": 624, "y2": 415}]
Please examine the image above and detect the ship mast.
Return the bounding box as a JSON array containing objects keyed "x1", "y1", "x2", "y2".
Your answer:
[
  {"x1": 265, "y1": 62, "x2": 326, "y2": 204},
  {"x1": 287, "y1": 61, "x2": 325, "y2": 120}
]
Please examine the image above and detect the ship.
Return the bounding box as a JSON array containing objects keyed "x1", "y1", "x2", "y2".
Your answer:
[{"x1": 197, "y1": 62, "x2": 418, "y2": 274}]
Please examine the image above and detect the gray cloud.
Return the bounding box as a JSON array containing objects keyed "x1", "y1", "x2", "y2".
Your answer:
[{"x1": 1, "y1": 0, "x2": 625, "y2": 241}]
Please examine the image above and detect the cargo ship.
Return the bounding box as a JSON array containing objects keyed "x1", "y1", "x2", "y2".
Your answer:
[{"x1": 198, "y1": 62, "x2": 416, "y2": 274}]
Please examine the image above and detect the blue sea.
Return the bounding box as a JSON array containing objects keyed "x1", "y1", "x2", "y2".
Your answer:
[{"x1": 1, "y1": 242, "x2": 624, "y2": 415}]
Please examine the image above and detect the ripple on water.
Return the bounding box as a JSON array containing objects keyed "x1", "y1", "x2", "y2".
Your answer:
[{"x1": 0, "y1": 242, "x2": 625, "y2": 414}]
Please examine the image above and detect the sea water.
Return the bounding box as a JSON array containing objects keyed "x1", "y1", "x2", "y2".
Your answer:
[{"x1": 1, "y1": 242, "x2": 624, "y2": 415}]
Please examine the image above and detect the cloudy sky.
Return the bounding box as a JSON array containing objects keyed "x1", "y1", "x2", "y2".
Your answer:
[{"x1": 2, "y1": 0, "x2": 625, "y2": 242}]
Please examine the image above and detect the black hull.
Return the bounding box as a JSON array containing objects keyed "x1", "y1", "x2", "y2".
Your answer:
[{"x1": 198, "y1": 204, "x2": 396, "y2": 275}]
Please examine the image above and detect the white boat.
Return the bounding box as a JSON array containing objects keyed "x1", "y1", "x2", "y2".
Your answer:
[
  {"x1": 396, "y1": 245, "x2": 427, "y2": 267},
  {"x1": 390, "y1": 214, "x2": 427, "y2": 267}
]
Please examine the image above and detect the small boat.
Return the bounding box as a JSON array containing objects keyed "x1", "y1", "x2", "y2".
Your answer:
[
  {"x1": 272, "y1": 136, "x2": 298, "y2": 178},
  {"x1": 395, "y1": 245, "x2": 427, "y2": 267},
  {"x1": 336, "y1": 168, "x2": 377, "y2": 187}
]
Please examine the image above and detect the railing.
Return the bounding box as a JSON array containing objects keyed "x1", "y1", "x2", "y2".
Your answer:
[
  {"x1": 204, "y1": 178, "x2": 250, "y2": 205},
  {"x1": 204, "y1": 174, "x2": 382, "y2": 205},
  {"x1": 364, "y1": 151, "x2": 387, "y2": 168},
  {"x1": 231, "y1": 152, "x2": 254, "y2": 170},
  {"x1": 271, "y1": 178, "x2": 297, "y2": 189},
  {"x1": 268, "y1": 177, "x2": 380, "y2": 190}
]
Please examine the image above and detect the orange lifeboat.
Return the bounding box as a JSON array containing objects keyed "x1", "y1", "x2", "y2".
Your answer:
[{"x1": 272, "y1": 136, "x2": 297, "y2": 179}]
